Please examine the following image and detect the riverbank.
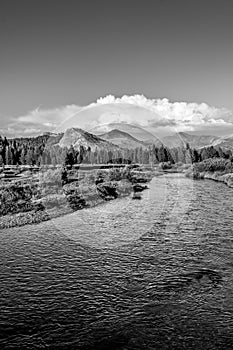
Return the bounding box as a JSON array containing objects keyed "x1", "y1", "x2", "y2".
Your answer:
[
  {"x1": 0, "y1": 166, "x2": 154, "y2": 229},
  {"x1": 200, "y1": 172, "x2": 233, "y2": 188},
  {"x1": 0, "y1": 180, "x2": 135, "y2": 229},
  {"x1": 184, "y1": 158, "x2": 233, "y2": 188}
]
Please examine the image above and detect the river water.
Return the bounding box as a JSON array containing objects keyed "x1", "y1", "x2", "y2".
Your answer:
[{"x1": 1, "y1": 174, "x2": 233, "y2": 349}]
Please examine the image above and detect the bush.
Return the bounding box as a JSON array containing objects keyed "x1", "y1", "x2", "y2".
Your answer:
[
  {"x1": 95, "y1": 167, "x2": 131, "y2": 183},
  {"x1": 159, "y1": 162, "x2": 172, "y2": 170},
  {"x1": 176, "y1": 161, "x2": 184, "y2": 167},
  {"x1": 63, "y1": 182, "x2": 86, "y2": 210},
  {"x1": 66, "y1": 189, "x2": 86, "y2": 210},
  {"x1": 38, "y1": 167, "x2": 64, "y2": 185},
  {"x1": 37, "y1": 194, "x2": 67, "y2": 209},
  {"x1": 0, "y1": 182, "x2": 34, "y2": 216},
  {"x1": 185, "y1": 169, "x2": 204, "y2": 179},
  {"x1": 194, "y1": 158, "x2": 233, "y2": 173}
]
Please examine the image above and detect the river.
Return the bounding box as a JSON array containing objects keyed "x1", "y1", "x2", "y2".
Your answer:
[{"x1": 0, "y1": 174, "x2": 233, "y2": 349}]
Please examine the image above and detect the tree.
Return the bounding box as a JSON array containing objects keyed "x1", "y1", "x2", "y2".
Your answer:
[
  {"x1": 157, "y1": 146, "x2": 167, "y2": 162},
  {"x1": 64, "y1": 146, "x2": 76, "y2": 167},
  {"x1": 61, "y1": 166, "x2": 68, "y2": 185},
  {"x1": 142, "y1": 149, "x2": 149, "y2": 164},
  {"x1": 133, "y1": 148, "x2": 138, "y2": 163},
  {"x1": 138, "y1": 147, "x2": 143, "y2": 164},
  {"x1": 25, "y1": 148, "x2": 34, "y2": 165},
  {"x1": 5, "y1": 146, "x2": 13, "y2": 165},
  {"x1": 0, "y1": 154, "x2": 3, "y2": 167}
]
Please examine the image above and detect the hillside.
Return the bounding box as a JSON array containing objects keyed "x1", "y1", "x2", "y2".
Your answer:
[
  {"x1": 57, "y1": 102, "x2": 163, "y2": 138},
  {"x1": 91, "y1": 122, "x2": 162, "y2": 145},
  {"x1": 99, "y1": 129, "x2": 148, "y2": 149},
  {"x1": 209, "y1": 134, "x2": 233, "y2": 151},
  {"x1": 162, "y1": 132, "x2": 219, "y2": 149},
  {"x1": 9, "y1": 133, "x2": 63, "y2": 146},
  {"x1": 58, "y1": 127, "x2": 119, "y2": 150}
]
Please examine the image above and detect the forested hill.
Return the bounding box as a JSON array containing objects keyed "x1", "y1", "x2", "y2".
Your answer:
[
  {"x1": 0, "y1": 133, "x2": 63, "y2": 166},
  {"x1": 0, "y1": 132, "x2": 232, "y2": 167}
]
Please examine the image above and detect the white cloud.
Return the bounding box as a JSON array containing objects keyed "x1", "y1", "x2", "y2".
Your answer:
[
  {"x1": 90, "y1": 94, "x2": 230, "y2": 121},
  {"x1": 1, "y1": 105, "x2": 83, "y2": 137},
  {"x1": 1, "y1": 94, "x2": 233, "y2": 137},
  {"x1": 91, "y1": 95, "x2": 233, "y2": 134},
  {"x1": 17, "y1": 104, "x2": 83, "y2": 126}
]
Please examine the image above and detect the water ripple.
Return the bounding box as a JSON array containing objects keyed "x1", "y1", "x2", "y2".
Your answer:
[{"x1": 0, "y1": 174, "x2": 233, "y2": 349}]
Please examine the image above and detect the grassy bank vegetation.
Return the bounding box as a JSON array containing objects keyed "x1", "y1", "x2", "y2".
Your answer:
[
  {"x1": 0, "y1": 165, "x2": 153, "y2": 229},
  {"x1": 185, "y1": 158, "x2": 233, "y2": 187}
]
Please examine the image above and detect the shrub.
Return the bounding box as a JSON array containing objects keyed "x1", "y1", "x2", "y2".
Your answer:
[
  {"x1": 194, "y1": 158, "x2": 233, "y2": 173},
  {"x1": 37, "y1": 194, "x2": 67, "y2": 209},
  {"x1": 0, "y1": 182, "x2": 34, "y2": 216},
  {"x1": 38, "y1": 167, "x2": 65, "y2": 185},
  {"x1": 63, "y1": 182, "x2": 86, "y2": 210},
  {"x1": 159, "y1": 162, "x2": 172, "y2": 170}
]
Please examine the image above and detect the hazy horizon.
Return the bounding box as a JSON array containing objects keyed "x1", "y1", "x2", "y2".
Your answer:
[{"x1": 1, "y1": 94, "x2": 233, "y2": 138}]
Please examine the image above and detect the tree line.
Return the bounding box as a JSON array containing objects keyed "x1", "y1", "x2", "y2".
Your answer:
[{"x1": 0, "y1": 134, "x2": 232, "y2": 167}]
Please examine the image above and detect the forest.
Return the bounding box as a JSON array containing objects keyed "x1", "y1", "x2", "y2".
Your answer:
[{"x1": 0, "y1": 134, "x2": 232, "y2": 167}]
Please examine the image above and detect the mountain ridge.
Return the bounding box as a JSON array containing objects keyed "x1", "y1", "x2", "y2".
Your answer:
[
  {"x1": 58, "y1": 127, "x2": 120, "y2": 151},
  {"x1": 3, "y1": 125, "x2": 233, "y2": 151},
  {"x1": 162, "y1": 132, "x2": 220, "y2": 149},
  {"x1": 99, "y1": 129, "x2": 148, "y2": 149},
  {"x1": 90, "y1": 122, "x2": 162, "y2": 145}
]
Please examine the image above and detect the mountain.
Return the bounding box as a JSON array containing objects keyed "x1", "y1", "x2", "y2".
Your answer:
[
  {"x1": 58, "y1": 127, "x2": 119, "y2": 150},
  {"x1": 209, "y1": 134, "x2": 233, "y2": 151},
  {"x1": 162, "y1": 132, "x2": 219, "y2": 149},
  {"x1": 99, "y1": 129, "x2": 148, "y2": 149},
  {"x1": 56, "y1": 102, "x2": 162, "y2": 143},
  {"x1": 91, "y1": 122, "x2": 162, "y2": 145},
  {"x1": 10, "y1": 133, "x2": 63, "y2": 146}
]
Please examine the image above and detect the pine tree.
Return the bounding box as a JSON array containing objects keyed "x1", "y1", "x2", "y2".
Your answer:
[
  {"x1": 25, "y1": 148, "x2": 34, "y2": 165},
  {"x1": 0, "y1": 154, "x2": 3, "y2": 167},
  {"x1": 5, "y1": 146, "x2": 13, "y2": 165}
]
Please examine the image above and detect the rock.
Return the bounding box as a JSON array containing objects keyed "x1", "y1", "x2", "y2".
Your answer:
[
  {"x1": 132, "y1": 192, "x2": 141, "y2": 200},
  {"x1": 66, "y1": 193, "x2": 86, "y2": 210},
  {"x1": 133, "y1": 184, "x2": 148, "y2": 192},
  {"x1": 97, "y1": 182, "x2": 118, "y2": 200}
]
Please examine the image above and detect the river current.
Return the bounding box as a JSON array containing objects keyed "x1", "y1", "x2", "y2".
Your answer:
[{"x1": 0, "y1": 174, "x2": 233, "y2": 349}]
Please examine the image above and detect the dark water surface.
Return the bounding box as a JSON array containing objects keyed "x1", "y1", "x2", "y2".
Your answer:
[{"x1": 1, "y1": 174, "x2": 233, "y2": 349}]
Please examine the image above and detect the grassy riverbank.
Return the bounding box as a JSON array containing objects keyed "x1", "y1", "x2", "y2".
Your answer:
[
  {"x1": 0, "y1": 166, "x2": 153, "y2": 229},
  {"x1": 185, "y1": 158, "x2": 233, "y2": 188}
]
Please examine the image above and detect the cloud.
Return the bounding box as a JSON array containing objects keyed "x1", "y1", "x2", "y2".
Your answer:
[
  {"x1": 1, "y1": 105, "x2": 83, "y2": 137},
  {"x1": 98, "y1": 112, "x2": 134, "y2": 125},
  {"x1": 91, "y1": 95, "x2": 233, "y2": 135},
  {"x1": 1, "y1": 94, "x2": 233, "y2": 137},
  {"x1": 95, "y1": 94, "x2": 231, "y2": 124},
  {"x1": 17, "y1": 105, "x2": 83, "y2": 126}
]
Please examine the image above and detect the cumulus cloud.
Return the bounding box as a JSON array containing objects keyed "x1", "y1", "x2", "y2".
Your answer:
[
  {"x1": 1, "y1": 94, "x2": 233, "y2": 137},
  {"x1": 94, "y1": 94, "x2": 231, "y2": 124},
  {"x1": 98, "y1": 112, "x2": 134, "y2": 125},
  {"x1": 90, "y1": 94, "x2": 233, "y2": 135}
]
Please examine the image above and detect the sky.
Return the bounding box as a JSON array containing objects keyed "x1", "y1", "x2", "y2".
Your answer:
[{"x1": 1, "y1": 0, "x2": 233, "y2": 137}]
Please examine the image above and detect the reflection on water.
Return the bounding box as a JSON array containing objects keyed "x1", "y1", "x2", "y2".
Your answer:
[{"x1": 0, "y1": 174, "x2": 233, "y2": 349}]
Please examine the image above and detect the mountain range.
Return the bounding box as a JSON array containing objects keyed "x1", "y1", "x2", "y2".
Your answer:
[
  {"x1": 162, "y1": 132, "x2": 219, "y2": 149},
  {"x1": 56, "y1": 102, "x2": 162, "y2": 135},
  {"x1": 89, "y1": 123, "x2": 233, "y2": 150},
  {"x1": 208, "y1": 134, "x2": 233, "y2": 151},
  {"x1": 90, "y1": 122, "x2": 161, "y2": 145},
  {"x1": 161, "y1": 132, "x2": 233, "y2": 151},
  {"x1": 58, "y1": 128, "x2": 119, "y2": 151},
  {"x1": 38, "y1": 124, "x2": 233, "y2": 152},
  {"x1": 99, "y1": 129, "x2": 148, "y2": 149}
]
